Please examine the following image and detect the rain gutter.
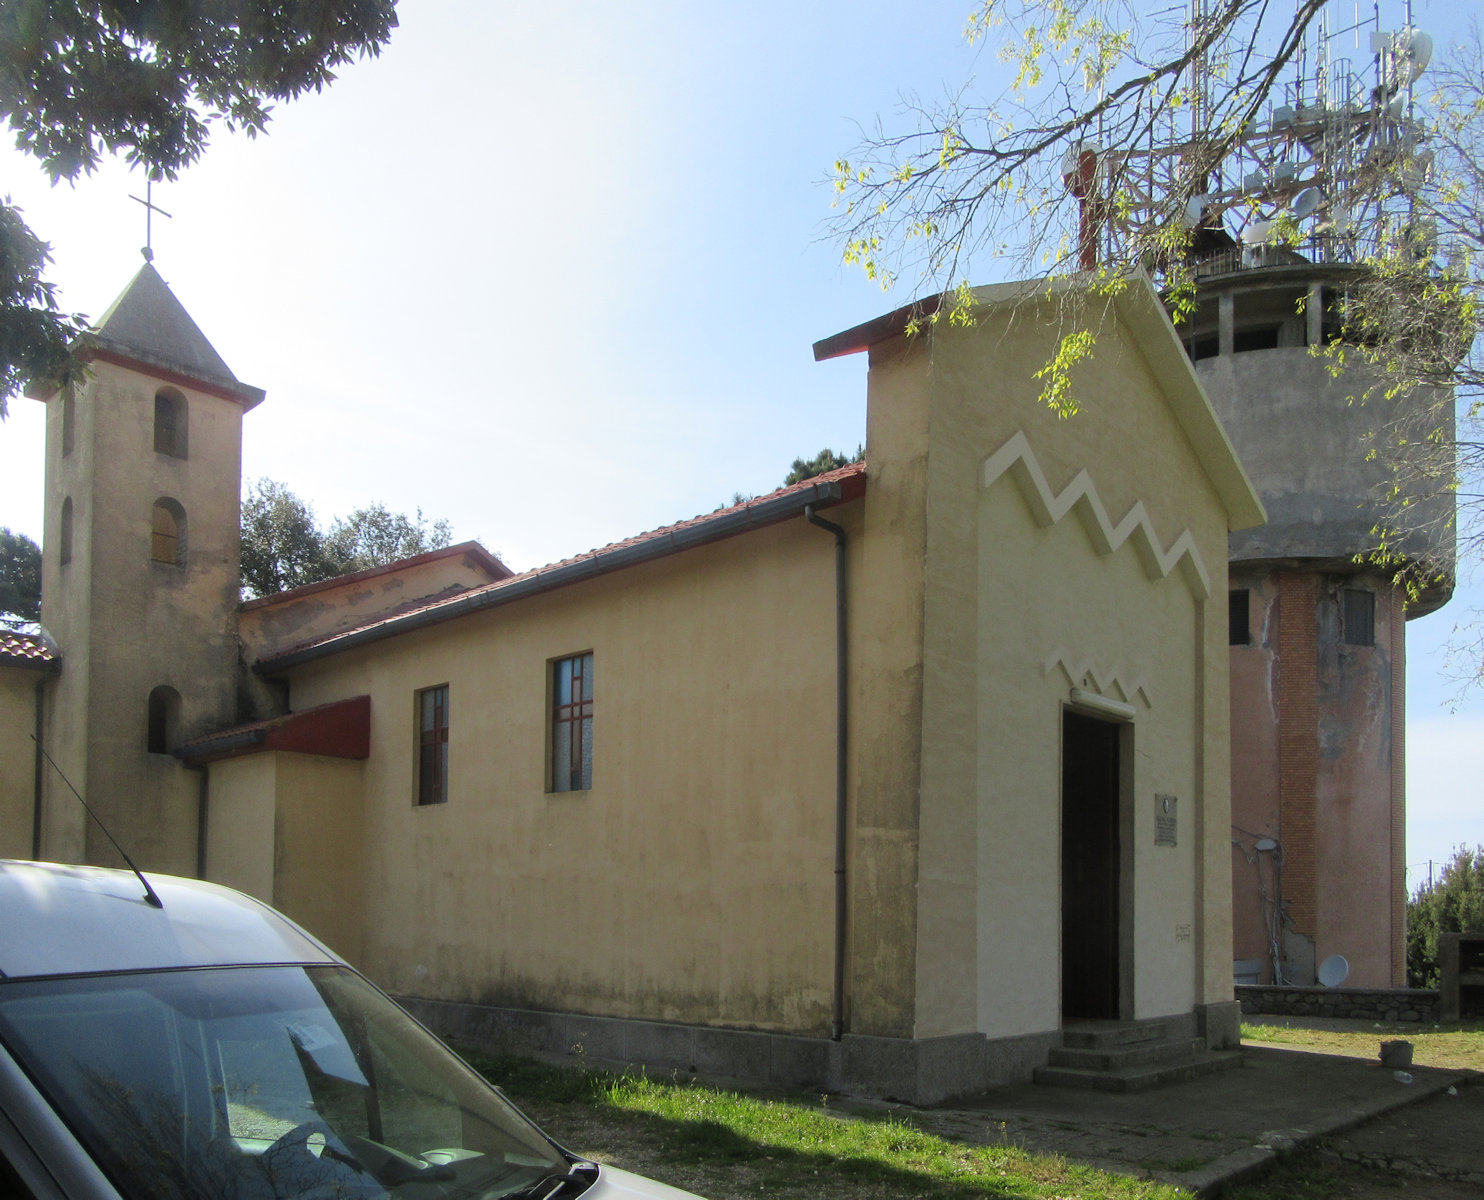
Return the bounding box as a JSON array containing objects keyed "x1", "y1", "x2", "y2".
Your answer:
[
  {"x1": 805, "y1": 504, "x2": 849, "y2": 1042},
  {"x1": 257, "y1": 477, "x2": 853, "y2": 676}
]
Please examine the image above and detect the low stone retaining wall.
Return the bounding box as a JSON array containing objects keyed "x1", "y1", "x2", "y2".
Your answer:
[{"x1": 1236, "y1": 984, "x2": 1441, "y2": 1023}]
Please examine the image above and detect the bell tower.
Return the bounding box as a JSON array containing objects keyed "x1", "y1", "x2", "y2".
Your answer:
[{"x1": 32, "y1": 261, "x2": 265, "y2": 873}]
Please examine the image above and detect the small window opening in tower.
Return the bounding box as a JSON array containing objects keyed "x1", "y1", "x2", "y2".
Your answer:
[
  {"x1": 61, "y1": 390, "x2": 75, "y2": 457},
  {"x1": 1229, "y1": 589, "x2": 1251, "y2": 645},
  {"x1": 147, "y1": 685, "x2": 182, "y2": 754},
  {"x1": 1342, "y1": 587, "x2": 1376, "y2": 647},
  {"x1": 59, "y1": 497, "x2": 74, "y2": 566},
  {"x1": 151, "y1": 499, "x2": 186, "y2": 566},
  {"x1": 1232, "y1": 326, "x2": 1282, "y2": 353},
  {"x1": 153, "y1": 389, "x2": 188, "y2": 459}
]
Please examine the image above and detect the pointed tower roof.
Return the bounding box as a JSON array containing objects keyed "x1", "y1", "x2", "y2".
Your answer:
[{"x1": 85, "y1": 262, "x2": 266, "y2": 409}]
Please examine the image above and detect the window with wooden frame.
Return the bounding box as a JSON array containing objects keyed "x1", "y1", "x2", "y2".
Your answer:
[
  {"x1": 151, "y1": 499, "x2": 186, "y2": 566},
  {"x1": 551, "y1": 653, "x2": 593, "y2": 793},
  {"x1": 416, "y1": 685, "x2": 449, "y2": 806}
]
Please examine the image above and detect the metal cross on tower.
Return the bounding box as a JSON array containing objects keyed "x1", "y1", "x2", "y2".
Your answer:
[{"x1": 129, "y1": 178, "x2": 172, "y2": 262}]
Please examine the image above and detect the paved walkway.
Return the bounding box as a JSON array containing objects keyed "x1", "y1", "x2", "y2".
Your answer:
[{"x1": 873, "y1": 1044, "x2": 1475, "y2": 1195}]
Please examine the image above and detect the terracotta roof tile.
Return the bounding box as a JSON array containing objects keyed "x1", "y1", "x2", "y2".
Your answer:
[
  {"x1": 0, "y1": 628, "x2": 60, "y2": 670},
  {"x1": 257, "y1": 462, "x2": 866, "y2": 671}
]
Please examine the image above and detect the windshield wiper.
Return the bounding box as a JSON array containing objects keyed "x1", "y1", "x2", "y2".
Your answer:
[{"x1": 501, "y1": 1160, "x2": 599, "y2": 1200}]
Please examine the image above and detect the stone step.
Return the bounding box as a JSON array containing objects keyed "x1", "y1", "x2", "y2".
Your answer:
[
  {"x1": 1048, "y1": 1036, "x2": 1209, "y2": 1072},
  {"x1": 1059, "y1": 1019, "x2": 1171, "y2": 1051},
  {"x1": 1033, "y1": 1047, "x2": 1244, "y2": 1093}
]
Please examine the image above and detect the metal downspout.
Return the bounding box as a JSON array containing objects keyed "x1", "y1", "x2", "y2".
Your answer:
[
  {"x1": 805, "y1": 504, "x2": 849, "y2": 1042},
  {"x1": 192, "y1": 766, "x2": 210, "y2": 879},
  {"x1": 31, "y1": 680, "x2": 45, "y2": 859}
]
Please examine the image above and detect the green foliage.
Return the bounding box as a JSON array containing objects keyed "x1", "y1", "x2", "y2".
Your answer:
[
  {"x1": 325, "y1": 503, "x2": 453, "y2": 573},
  {"x1": 784, "y1": 446, "x2": 864, "y2": 486},
  {"x1": 239, "y1": 479, "x2": 451, "y2": 599},
  {"x1": 240, "y1": 479, "x2": 339, "y2": 599},
  {"x1": 0, "y1": 199, "x2": 85, "y2": 418},
  {"x1": 0, "y1": 526, "x2": 41, "y2": 623},
  {"x1": 1407, "y1": 845, "x2": 1484, "y2": 988},
  {"x1": 0, "y1": 1, "x2": 399, "y2": 409}
]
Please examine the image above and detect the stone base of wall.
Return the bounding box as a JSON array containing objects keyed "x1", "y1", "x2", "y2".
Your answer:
[
  {"x1": 396, "y1": 997, "x2": 1079, "y2": 1106},
  {"x1": 1236, "y1": 984, "x2": 1441, "y2": 1023}
]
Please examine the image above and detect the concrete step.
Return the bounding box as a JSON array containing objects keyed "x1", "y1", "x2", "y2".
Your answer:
[
  {"x1": 1048, "y1": 1036, "x2": 1209, "y2": 1072},
  {"x1": 1059, "y1": 1019, "x2": 1171, "y2": 1051},
  {"x1": 1033, "y1": 1047, "x2": 1244, "y2": 1093}
]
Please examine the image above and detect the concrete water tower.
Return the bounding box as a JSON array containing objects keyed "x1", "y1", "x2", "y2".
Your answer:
[{"x1": 1184, "y1": 257, "x2": 1453, "y2": 988}]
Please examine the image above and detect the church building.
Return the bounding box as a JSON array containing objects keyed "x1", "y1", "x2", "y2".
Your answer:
[{"x1": 2, "y1": 262, "x2": 1264, "y2": 1104}]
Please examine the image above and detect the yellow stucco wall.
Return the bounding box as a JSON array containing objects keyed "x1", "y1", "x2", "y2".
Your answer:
[
  {"x1": 0, "y1": 668, "x2": 40, "y2": 859},
  {"x1": 204, "y1": 751, "x2": 365, "y2": 963},
  {"x1": 275, "y1": 517, "x2": 847, "y2": 1035},
  {"x1": 863, "y1": 283, "x2": 1243, "y2": 1041},
  {"x1": 204, "y1": 754, "x2": 277, "y2": 901},
  {"x1": 227, "y1": 276, "x2": 1248, "y2": 1049}
]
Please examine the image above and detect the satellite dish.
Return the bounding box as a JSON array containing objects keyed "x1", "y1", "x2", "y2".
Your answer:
[
  {"x1": 1241, "y1": 219, "x2": 1274, "y2": 245},
  {"x1": 1318, "y1": 955, "x2": 1350, "y2": 987},
  {"x1": 1404, "y1": 30, "x2": 1434, "y2": 81},
  {"x1": 1255, "y1": 838, "x2": 1278, "y2": 852},
  {"x1": 1181, "y1": 194, "x2": 1208, "y2": 227},
  {"x1": 1291, "y1": 188, "x2": 1323, "y2": 219}
]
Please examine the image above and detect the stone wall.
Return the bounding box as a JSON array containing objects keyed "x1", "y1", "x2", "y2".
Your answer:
[{"x1": 1236, "y1": 984, "x2": 1440, "y2": 1023}]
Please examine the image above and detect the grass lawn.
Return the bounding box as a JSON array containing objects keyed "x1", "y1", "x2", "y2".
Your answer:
[
  {"x1": 470, "y1": 1053, "x2": 1188, "y2": 1200},
  {"x1": 465, "y1": 1023, "x2": 1483, "y2": 1200},
  {"x1": 1239, "y1": 1018, "x2": 1484, "y2": 1073}
]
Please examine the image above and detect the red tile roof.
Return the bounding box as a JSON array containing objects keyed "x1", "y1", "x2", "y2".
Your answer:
[
  {"x1": 256, "y1": 462, "x2": 867, "y2": 673},
  {"x1": 0, "y1": 628, "x2": 60, "y2": 671},
  {"x1": 241, "y1": 540, "x2": 512, "y2": 611},
  {"x1": 179, "y1": 695, "x2": 371, "y2": 764}
]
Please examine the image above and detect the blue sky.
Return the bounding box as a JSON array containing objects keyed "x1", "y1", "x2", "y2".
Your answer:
[{"x1": 0, "y1": 0, "x2": 1476, "y2": 884}]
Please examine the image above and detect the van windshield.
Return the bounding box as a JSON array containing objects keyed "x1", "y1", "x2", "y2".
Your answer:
[{"x1": 0, "y1": 965, "x2": 571, "y2": 1199}]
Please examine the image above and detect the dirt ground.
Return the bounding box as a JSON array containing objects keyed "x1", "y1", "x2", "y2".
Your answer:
[{"x1": 1276, "y1": 1079, "x2": 1484, "y2": 1200}]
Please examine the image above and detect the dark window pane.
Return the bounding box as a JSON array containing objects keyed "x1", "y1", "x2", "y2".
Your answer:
[
  {"x1": 1342, "y1": 588, "x2": 1375, "y2": 647},
  {"x1": 415, "y1": 685, "x2": 449, "y2": 805},
  {"x1": 1229, "y1": 589, "x2": 1250, "y2": 645}
]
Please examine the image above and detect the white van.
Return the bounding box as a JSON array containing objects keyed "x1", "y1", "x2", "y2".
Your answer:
[{"x1": 0, "y1": 860, "x2": 702, "y2": 1200}]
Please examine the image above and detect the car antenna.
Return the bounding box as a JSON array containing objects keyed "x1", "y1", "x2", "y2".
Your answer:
[{"x1": 31, "y1": 736, "x2": 164, "y2": 909}]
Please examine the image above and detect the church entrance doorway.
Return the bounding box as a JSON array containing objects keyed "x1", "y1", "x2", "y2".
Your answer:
[{"x1": 1061, "y1": 709, "x2": 1122, "y2": 1020}]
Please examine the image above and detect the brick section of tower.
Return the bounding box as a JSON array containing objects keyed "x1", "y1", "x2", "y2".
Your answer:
[
  {"x1": 1390, "y1": 582, "x2": 1407, "y2": 985},
  {"x1": 1276, "y1": 571, "x2": 1318, "y2": 936}
]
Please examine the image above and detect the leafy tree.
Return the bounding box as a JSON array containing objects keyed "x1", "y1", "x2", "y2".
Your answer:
[
  {"x1": 0, "y1": 526, "x2": 41, "y2": 624},
  {"x1": 784, "y1": 446, "x2": 864, "y2": 486},
  {"x1": 1407, "y1": 845, "x2": 1484, "y2": 988},
  {"x1": 240, "y1": 479, "x2": 453, "y2": 599},
  {"x1": 325, "y1": 504, "x2": 453, "y2": 574},
  {"x1": 0, "y1": 0, "x2": 399, "y2": 414},
  {"x1": 240, "y1": 479, "x2": 339, "y2": 599}
]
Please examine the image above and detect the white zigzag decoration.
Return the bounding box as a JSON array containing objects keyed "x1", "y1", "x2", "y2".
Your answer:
[
  {"x1": 1044, "y1": 651, "x2": 1153, "y2": 709},
  {"x1": 980, "y1": 430, "x2": 1211, "y2": 600}
]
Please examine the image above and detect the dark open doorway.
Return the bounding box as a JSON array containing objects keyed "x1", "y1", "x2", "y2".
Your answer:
[{"x1": 1061, "y1": 710, "x2": 1122, "y2": 1020}]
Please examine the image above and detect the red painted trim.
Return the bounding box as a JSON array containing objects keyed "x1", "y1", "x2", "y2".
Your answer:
[
  {"x1": 83, "y1": 347, "x2": 266, "y2": 409},
  {"x1": 181, "y1": 695, "x2": 371, "y2": 764}
]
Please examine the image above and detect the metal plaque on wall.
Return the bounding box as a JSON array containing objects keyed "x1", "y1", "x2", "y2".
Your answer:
[{"x1": 1155, "y1": 793, "x2": 1178, "y2": 846}]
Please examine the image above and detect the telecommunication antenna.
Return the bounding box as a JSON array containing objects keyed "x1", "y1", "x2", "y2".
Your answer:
[{"x1": 1065, "y1": 0, "x2": 1438, "y2": 276}]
